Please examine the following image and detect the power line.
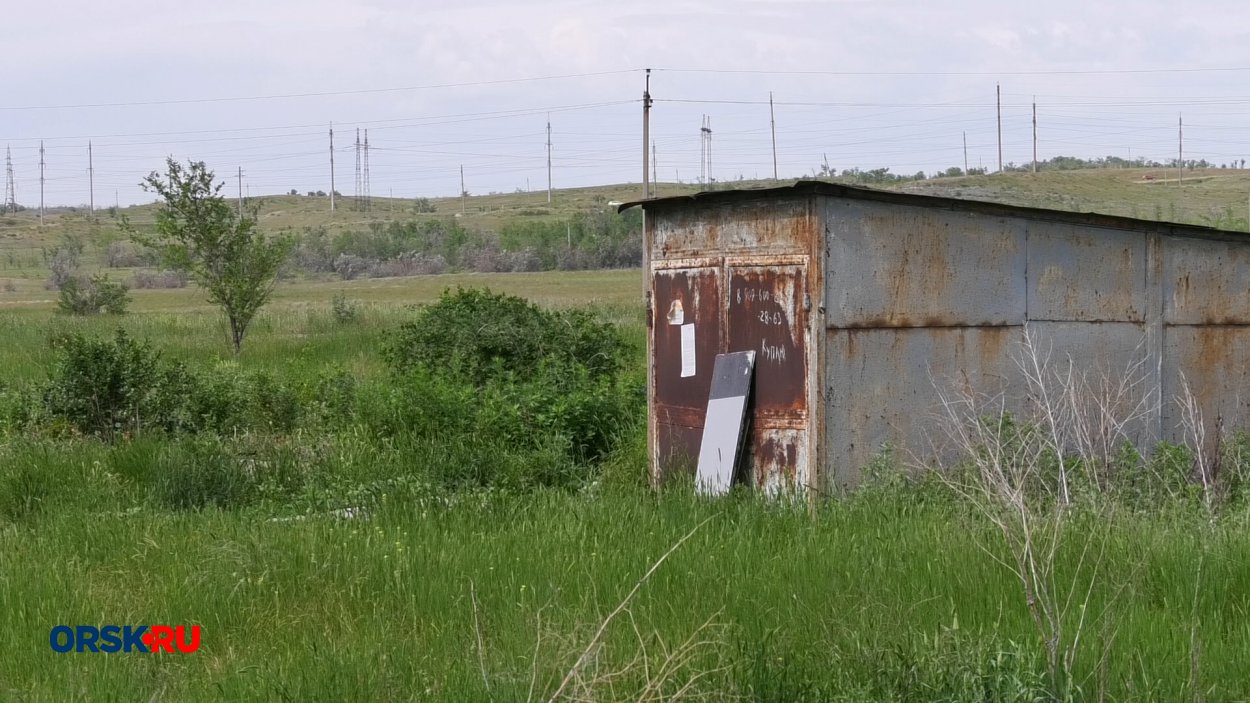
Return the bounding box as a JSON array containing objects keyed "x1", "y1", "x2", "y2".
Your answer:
[
  {"x1": 654, "y1": 65, "x2": 1250, "y2": 77},
  {"x1": 0, "y1": 69, "x2": 640, "y2": 112}
]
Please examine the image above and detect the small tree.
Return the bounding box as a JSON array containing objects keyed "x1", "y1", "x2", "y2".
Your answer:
[{"x1": 128, "y1": 158, "x2": 292, "y2": 354}]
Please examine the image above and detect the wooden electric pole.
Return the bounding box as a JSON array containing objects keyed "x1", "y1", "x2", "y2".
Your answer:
[
  {"x1": 237, "y1": 167, "x2": 243, "y2": 218},
  {"x1": 963, "y1": 132, "x2": 968, "y2": 174},
  {"x1": 546, "y1": 116, "x2": 552, "y2": 204},
  {"x1": 329, "y1": 123, "x2": 336, "y2": 212},
  {"x1": 460, "y1": 165, "x2": 466, "y2": 215}
]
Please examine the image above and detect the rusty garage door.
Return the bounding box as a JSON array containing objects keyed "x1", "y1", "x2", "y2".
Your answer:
[
  {"x1": 727, "y1": 258, "x2": 810, "y2": 492},
  {"x1": 651, "y1": 256, "x2": 810, "y2": 491}
]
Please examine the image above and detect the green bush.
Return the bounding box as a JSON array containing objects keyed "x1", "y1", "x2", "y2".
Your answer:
[
  {"x1": 43, "y1": 330, "x2": 162, "y2": 437},
  {"x1": 56, "y1": 274, "x2": 130, "y2": 316},
  {"x1": 41, "y1": 331, "x2": 308, "y2": 438},
  {"x1": 331, "y1": 292, "x2": 360, "y2": 324},
  {"x1": 385, "y1": 287, "x2": 627, "y2": 385},
  {"x1": 377, "y1": 289, "x2": 638, "y2": 476}
]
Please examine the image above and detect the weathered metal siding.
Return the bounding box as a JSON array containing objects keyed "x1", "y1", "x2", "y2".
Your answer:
[
  {"x1": 826, "y1": 326, "x2": 1017, "y2": 482},
  {"x1": 1025, "y1": 222, "x2": 1149, "y2": 323},
  {"x1": 822, "y1": 194, "x2": 1248, "y2": 488},
  {"x1": 1160, "y1": 236, "x2": 1250, "y2": 447},
  {"x1": 824, "y1": 203, "x2": 1026, "y2": 328},
  {"x1": 823, "y1": 199, "x2": 1027, "y2": 485},
  {"x1": 646, "y1": 196, "x2": 817, "y2": 491}
]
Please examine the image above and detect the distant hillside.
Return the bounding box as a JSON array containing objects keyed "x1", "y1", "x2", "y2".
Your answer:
[
  {"x1": 894, "y1": 167, "x2": 1250, "y2": 230},
  {"x1": 1, "y1": 167, "x2": 1246, "y2": 275}
]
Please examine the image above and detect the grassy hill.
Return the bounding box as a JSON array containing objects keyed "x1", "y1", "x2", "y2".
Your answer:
[
  {"x1": 897, "y1": 167, "x2": 1250, "y2": 228},
  {"x1": 0, "y1": 166, "x2": 1246, "y2": 295}
]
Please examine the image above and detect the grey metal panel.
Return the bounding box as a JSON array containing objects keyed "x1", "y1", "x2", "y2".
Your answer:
[
  {"x1": 823, "y1": 199, "x2": 1026, "y2": 328},
  {"x1": 1163, "y1": 237, "x2": 1250, "y2": 325},
  {"x1": 1162, "y1": 326, "x2": 1250, "y2": 445},
  {"x1": 824, "y1": 322, "x2": 1161, "y2": 488},
  {"x1": 824, "y1": 326, "x2": 1019, "y2": 487},
  {"x1": 1025, "y1": 222, "x2": 1148, "y2": 322},
  {"x1": 1025, "y1": 320, "x2": 1161, "y2": 448}
]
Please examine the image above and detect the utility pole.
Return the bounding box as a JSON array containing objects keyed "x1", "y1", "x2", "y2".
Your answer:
[
  {"x1": 363, "y1": 129, "x2": 371, "y2": 211},
  {"x1": 3, "y1": 146, "x2": 15, "y2": 214},
  {"x1": 237, "y1": 167, "x2": 243, "y2": 218},
  {"x1": 699, "y1": 115, "x2": 706, "y2": 184},
  {"x1": 642, "y1": 68, "x2": 651, "y2": 199},
  {"x1": 1030, "y1": 98, "x2": 1038, "y2": 174},
  {"x1": 1178, "y1": 113, "x2": 1184, "y2": 186},
  {"x1": 700, "y1": 116, "x2": 713, "y2": 184},
  {"x1": 460, "y1": 164, "x2": 465, "y2": 215},
  {"x1": 996, "y1": 83, "x2": 1002, "y2": 173},
  {"x1": 770, "y1": 91, "x2": 778, "y2": 180},
  {"x1": 962, "y1": 132, "x2": 968, "y2": 174},
  {"x1": 546, "y1": 116, "x2": 552, "y2": 204},
  {"x1": 88, "y1": 141, "x2": 95, "y2": 215},
  {"x1": 39, "y1": 141, "x2": 45, "y2": 225},
  {"x1": 329, "y1": 122, "x2": 336, "y2": 212},
  {"x1": 354, "y1": 128, "x2": 362, "y2": 210},
  {"x1": 705, "y1": 115, "x2": 715, "y2": 181}
]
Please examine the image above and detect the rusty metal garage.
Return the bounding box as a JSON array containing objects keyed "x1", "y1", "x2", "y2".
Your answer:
[{"x1": 624, "y1": 180, "x2": 1250, "y2": 493}]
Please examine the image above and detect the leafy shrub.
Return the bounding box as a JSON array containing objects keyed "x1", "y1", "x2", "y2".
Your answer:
[
  {"x1": 104, "y1": 241, "x2": 155, "y2": 268},
  {"x1": 44, "y1": 241, "x2": 82, "y2": 290},
  {"x1": 380, "y1": 289, "x2": 637, "y2": 473},
  {"x1": 43, "y1": 330, "x2": 161, "y2": 436},
  {"x1": 305, "y1": 366, "x2": 358, "y2": 425},
  {"x1": 56, "y1": 274, "x2": 130, "y2": 315},
  {"x1": 331, "y1": 292, "x2": 359, "y2": 323},
  {"x1": 41, "y1": 332, "x2": 305, "y2": 438},
  {"x1": 131, "y1": 269, "x2": 188, "y2": 289},
  {"x1": 386, "y1": 287, "x2": 627, "y2": 386}
]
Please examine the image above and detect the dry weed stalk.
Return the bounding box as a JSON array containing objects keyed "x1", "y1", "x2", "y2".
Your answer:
[{"x1": 929, "y1": 324, "x2": 1155, "y2": 696}]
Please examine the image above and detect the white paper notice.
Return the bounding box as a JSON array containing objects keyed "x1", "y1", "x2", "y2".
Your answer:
[{"x1": 680, "y1": 323, "x2": 696, "y2": 378}]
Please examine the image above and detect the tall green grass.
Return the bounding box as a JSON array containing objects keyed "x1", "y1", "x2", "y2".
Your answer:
[{"x1": 2, "y1": 478, "x2": 1250, "y2": 701}]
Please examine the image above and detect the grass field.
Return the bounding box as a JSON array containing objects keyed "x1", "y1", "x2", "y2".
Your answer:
[
  {"x1": 3, "y1": 170, "x2": 1250, "y2": 700},
  {"x1": 4, "y1": 482, "x2": 1250, "y2": 701}
]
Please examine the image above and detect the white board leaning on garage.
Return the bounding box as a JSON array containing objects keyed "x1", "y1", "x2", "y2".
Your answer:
[{"x1": 695, "y1": 351, "x2": 756, "y2": 496}]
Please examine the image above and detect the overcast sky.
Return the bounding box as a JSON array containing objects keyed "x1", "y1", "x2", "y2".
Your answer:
[{"x1": 5, "y1": 0, "x2": 1250, "y2": 206}]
